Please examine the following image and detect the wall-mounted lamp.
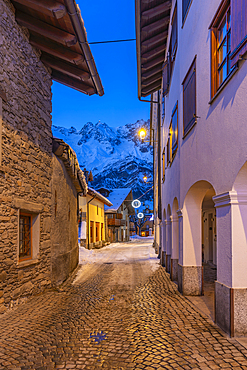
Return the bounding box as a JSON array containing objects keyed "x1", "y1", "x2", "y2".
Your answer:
[{"x1": 138, "y1": 128, "x2": 158, "y2": 143}]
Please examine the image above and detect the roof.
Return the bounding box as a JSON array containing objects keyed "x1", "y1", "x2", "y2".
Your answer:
[
  {"x1": 104, "y1": 188, "x2": 133, "y2": 213},
  {"x1": 11, "y1": 0, "x2": 104, "y2": 96},
  {"x1": 52, "y1": 137, "x2": 87, "y2": 194},
  {"x1": 135, "y1": 0, "x2": 171, "y2": 97},
  {"x1": 88, "y1": 187, "x2": 113, "y2": 207}
]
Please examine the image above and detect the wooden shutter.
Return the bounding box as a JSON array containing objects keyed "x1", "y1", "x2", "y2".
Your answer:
[
  {"x1": 183, "y1": 57, "x2": 196, "y2": 136},
  {"x1": 162, "y1": 60, "x2": 169, "y2": 96},
  {"x1": 230, "y1": 0, "x2": 247, "y2": 67}
]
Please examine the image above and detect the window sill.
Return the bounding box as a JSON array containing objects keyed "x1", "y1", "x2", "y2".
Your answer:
[
  {"x1": 17, "y1": 258, "x2": 39, "y2": 268},
  {"x1": 183, "y1": 119, "x2": 197, "y2": 139},
  {"x1": 209, "y1": 65, "x2": 238, "y2": 104}
]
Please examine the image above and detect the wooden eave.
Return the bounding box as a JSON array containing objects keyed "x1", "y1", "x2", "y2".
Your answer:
[
  {"x1": 11, "y1": 0, "x2": 104, "y2": 96},
  {"x1": 135, "y1": 0, "x2": 171, "y2": 97}
]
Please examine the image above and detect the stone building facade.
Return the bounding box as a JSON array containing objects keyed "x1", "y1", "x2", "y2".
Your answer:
[
  {"x1": 51, "y1": 139, "x2": 87, "y2": 285},
  {"x1": 0, "y1": 0, "x2": 53, "y2": 313},
  {"x1": 0, "y1": 0, "x2": 103, "y2": 313}
]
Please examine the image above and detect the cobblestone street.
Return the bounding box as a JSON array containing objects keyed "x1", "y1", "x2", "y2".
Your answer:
[{"x1": 1, "y1": 238, "x2": 247, "y2": 369}]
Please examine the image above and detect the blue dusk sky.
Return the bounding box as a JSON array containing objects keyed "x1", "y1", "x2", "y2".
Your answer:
[{"x1": 51, "y1": 0, "x2": 150, "y2": 129}]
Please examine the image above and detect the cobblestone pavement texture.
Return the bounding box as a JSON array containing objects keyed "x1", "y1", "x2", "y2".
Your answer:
[{"x1": 1, "y1": 238, "x2": 247, "y2": 369}]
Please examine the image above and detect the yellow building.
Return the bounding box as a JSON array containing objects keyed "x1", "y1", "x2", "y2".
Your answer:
[{"x1": 79, "y1": 187, "x2": 112, "y2": 249}]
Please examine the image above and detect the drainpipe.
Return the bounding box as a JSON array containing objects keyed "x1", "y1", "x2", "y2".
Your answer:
[
  {"x1": 157, "y1": 90, "x2": 162, "y2": 222},
  {"x1": 64, "y1": 0, "x2": 104, "y2": 96},
  {"x1": 87, "y1": 194, "x2": 97, "y2": 249}
]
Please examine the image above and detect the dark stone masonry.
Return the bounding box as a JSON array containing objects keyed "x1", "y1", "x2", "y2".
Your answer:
[{"x1": 0, "y1": 0, "x2": 53, "y2": 312}]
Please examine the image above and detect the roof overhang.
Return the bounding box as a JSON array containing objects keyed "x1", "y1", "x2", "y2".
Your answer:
[
  {"x1": 135, "y1": 0, "x2": 171, "y2": 97},
  {"x1": 11, "y1": 0, "x2": 104, "y2": 96},
  {"x1": 87, "y1": 187, "x2": 113, "y2": 207}
]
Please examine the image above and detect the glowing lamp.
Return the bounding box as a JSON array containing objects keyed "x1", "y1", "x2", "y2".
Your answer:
[
  {"x1": 143, "y1": 176, "x2": 148, "y2": 183},
  {"x1": 139, "y1": 128, "x2": 146, "y2": 141}
]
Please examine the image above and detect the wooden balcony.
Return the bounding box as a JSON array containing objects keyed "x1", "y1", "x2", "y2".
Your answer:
[{"x1": 108, "y1": 219, "x2": 121, "y2": 226}]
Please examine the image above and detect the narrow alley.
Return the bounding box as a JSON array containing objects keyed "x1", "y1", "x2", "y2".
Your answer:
[{"x1": 0, "y1": 238, "x2": 247, "y2": 369}]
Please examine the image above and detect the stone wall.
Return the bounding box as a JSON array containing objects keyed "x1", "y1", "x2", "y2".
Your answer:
[
  {"x1": 51, "y1": 155, "x2": 79, "y2": 285},
  {"x1": 0, "y1": 0, "x2": 53, "y2": 313}
]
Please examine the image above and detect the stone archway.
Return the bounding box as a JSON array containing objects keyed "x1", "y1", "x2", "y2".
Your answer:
[
  {"x1": 214, "y1": 161, "x2": 247, "y2": 336},
  {"x1": 179, "y1": 181, "x2": 216, "y2": 296}
]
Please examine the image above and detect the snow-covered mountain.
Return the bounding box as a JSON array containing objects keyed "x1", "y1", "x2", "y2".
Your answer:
[{"x1": 52, "y1": 120, "x2": 153, "y2": 201}]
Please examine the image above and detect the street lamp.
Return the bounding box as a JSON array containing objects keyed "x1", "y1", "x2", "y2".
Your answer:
[
  {"x1": 143, "y1": 175, "x2": 152, "y2": 184},
  {"x1": 138, "y1": 128, "x2": 157, "y2": 144},
  {"x1": 139, "y1": 128, "x2": 147, "y2": 143}
]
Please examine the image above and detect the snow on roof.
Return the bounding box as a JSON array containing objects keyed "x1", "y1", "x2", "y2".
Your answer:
[
  {"x1": 88, "y1": 187, "x2": 113, "y2": 207},
  {"x1": 105, "y1": 188, "x2": 132, "y2": 213}
]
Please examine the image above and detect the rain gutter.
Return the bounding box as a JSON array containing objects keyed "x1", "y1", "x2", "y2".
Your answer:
[{"x1": 64, "y1": 0, "x2": 104, "y2": 96}]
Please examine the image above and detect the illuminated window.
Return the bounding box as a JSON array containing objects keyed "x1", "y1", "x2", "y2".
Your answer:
[
  {"x1": 162, "y1": 148, "x2": 165, "y2": 182},
  {"x1": 171, "y1": 102, "x2": 178, "y2": 157},
  {"x1": 210, "y1": 0, "x2": 231, "y2": 97}
]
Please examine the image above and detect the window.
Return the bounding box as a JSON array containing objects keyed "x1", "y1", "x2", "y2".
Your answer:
[
  {"x1": 230, "y1": 0, "x2": 247, "y2": 67},
  {"x1": 210, "y1": 0, "x2": 232, "y2": 97},
  {"x1": 166, "y1": 126, "x2": 172, "y2": 166},
  {"x1": 162, "y1": 148, "x2": 165, "y2": 182},
  {"x1": 96, "y1": 222, "x2": 100, "y2": 242},
  {"x1": 19, "y1": 213, "x2": 32, "y2": 260},
  {"x1": 182, "y1": 0, "x2": 192, "y2": 23},
  {"x1": 182, "y1": 57, "x2": 196, "y2": 137},
  {"x1": 171, "y1": 102, "x2": 178, "y2": 157},
  {"x1": 90, "y1": 221, "x2": 94, "y2": 243},
  {"x1": 168, "y1": 3, "x2": 178, "y2": 78}
]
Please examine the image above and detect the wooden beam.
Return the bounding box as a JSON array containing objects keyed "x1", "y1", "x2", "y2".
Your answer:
[
  {"x1": 142, "y1": 44, "x2": 165, "y2": 61},
  {"x1": 142, "y1": 55, "x2": 164, "y2": 71},
  {"x1": 16, "y1": 11, "x2": 77, "y2": 47},
  {"x1": 141, "y1": 1, "x2": 172, "y2": 21},
  {"x1": 141, "y1": 16, "x2": 169, "y2": 34},
  {"x1": 12, "y1": 0, "x2": 66, "y2": 19},
  {"x1": 141, "y1": 72, "x2": 161, "y2": 87},
  {"x1": 142, "y1": 31, "x2": 168, "y2": 49},
  {"x1": 52, "y1": 70, "x2": 95, "y2": 95},
  {"x1": 30, "y1": 35, "x2": 85, "y2": 65},
  {"x1": 142, "y1": 80, "x2": 161, "y2": 96},
  {"x1": 41, "y1": 53, "x2": 90, "y2": 81},
  {"x1": 142, "y1": 65, "x2": 163, "y2": 79}
]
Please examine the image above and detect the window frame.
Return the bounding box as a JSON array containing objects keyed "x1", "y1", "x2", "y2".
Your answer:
[
  {"x1": 210, "y1": 0, "x2": 233, "y2": 99},
  {"x1": 171, "y1": 101, "x2": 178, "y2": 158},
  {"x1": 182, "y1": 0, "x2": 193, "y2": 26},
  {"x1": 162, "y1": 148, "x2": 165, "y2": 182},
  {"x1": 90, "y1": 221, "x2": 94, "y2": 243},
  {"x1": 19, "y1": 212, "x2": 32, "y2": 261},
  {"x1": 168, "y1": 3, "x2": 178, "y2": 81}
]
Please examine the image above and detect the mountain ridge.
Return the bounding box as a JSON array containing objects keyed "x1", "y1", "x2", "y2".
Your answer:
[{"x1": 52, "y1": 119, "x2": 153, "y2": 201}]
